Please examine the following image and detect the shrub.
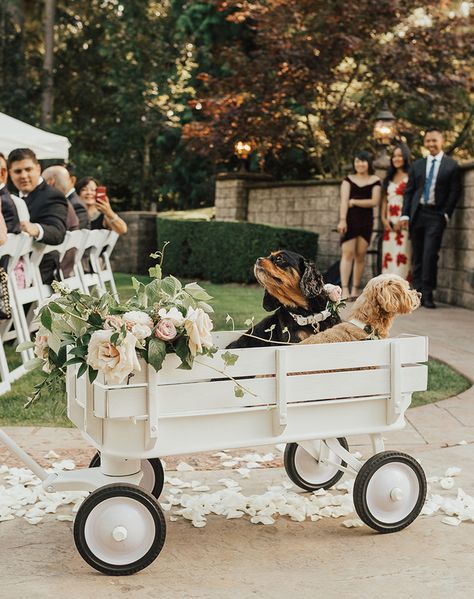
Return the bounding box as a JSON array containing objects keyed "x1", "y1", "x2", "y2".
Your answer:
[{"x1": 157, "y1": 218, "x2": 319, "y2": 283}]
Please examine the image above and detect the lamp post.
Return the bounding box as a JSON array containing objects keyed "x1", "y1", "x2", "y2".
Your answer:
[
  {"x1": 373, "y1": 102, "x2": 397, "y2": 170},
  {"x1": 234, "y1": 140, "x2": 253, "y2": 172}
]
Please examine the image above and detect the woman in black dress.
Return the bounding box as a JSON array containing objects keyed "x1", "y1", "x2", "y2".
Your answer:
[{"x1": 337, "y1": 151, "x2": 381, "y2": 300}]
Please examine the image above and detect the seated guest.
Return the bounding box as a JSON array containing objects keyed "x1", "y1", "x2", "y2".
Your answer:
[
  {"x1": 0, "y1": 152, "x2": 21, "y2": 234},
  {"x1": 76, "y1": 177, "x2": 127, "y2": 235},
  {"x1": 42, "y1": 165, "x2": 90, "y2": 229},
  {"x1": 7, "y1": 148, "x2": 68, "y2": 284},
  {"x1": 43, "y1": 166, "x2": 82, "y2": 278},
  {"x1": 0, "y1": 200, "x2": 7, "y2": 245},
  {"x1": 0, "y1": 151, "x2": 26, "y2": 285}
]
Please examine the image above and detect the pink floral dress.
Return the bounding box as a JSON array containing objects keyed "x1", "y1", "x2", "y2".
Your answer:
[{"x1": 382, "y1": 178, "x2": 412, "y2": 281}]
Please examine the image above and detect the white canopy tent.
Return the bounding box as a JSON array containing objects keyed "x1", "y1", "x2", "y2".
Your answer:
[{"x1": 0, "y1": 112, "x2": 71, "y2": 160}]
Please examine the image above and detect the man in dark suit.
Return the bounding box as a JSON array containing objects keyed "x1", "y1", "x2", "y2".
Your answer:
[
  {"x1": 0, "y1": 152, "x2": 21, "y2": 234},
  {"x1": 401, "y1": 129, "x2": 462, "y2": 308},
  {"x1": 7, "y1": 148, "x2": 68, "y2": 284},
  {"x1": 42, "y1": 165, "x2": 90, "y2": 229}
]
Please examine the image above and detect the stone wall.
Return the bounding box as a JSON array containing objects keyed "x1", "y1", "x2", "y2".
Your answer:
[
  {"x1": 215, "y1": 163, "x2": 474, "y2": 309},
  {"x1": 109, "y1": 211, "x2": 158, "y2": 275},
  {"x1": 437, "y1": 164, "x2": 474, "y2": 309}
]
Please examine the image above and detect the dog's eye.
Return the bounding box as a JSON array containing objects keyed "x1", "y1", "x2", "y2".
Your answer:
[{"x1": 274, "y1": 256, "x2": 284, "y2": 266}]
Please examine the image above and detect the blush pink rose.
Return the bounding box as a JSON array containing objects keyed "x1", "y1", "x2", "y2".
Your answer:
[{"x1": 155, "y1": 319, "x2": 177, "y2": 341}]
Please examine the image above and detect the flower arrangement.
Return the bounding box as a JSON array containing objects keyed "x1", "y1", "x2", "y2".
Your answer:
[{"x1": 20, "y1": 251, "x2": 219, "y2": 403}]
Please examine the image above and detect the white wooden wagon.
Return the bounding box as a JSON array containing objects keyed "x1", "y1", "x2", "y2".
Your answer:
[{"x1": 0, "y1": 333, "x2": 429, "y2": 575}]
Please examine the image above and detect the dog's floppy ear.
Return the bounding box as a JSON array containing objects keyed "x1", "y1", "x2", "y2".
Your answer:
[
  {"x1": 376, "y1": 278, "x2": 413, "y2": 314},
  {"x1": 299, "y1": 260, "x2": 323, "y2": 298},
  {"x1": 263, "y1": 290, "x2": 280, "y2": 312}
]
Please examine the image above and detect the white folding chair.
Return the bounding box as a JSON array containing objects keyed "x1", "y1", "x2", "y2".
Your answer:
[
  {"x1": 0, "y1": 234, "x2": 36, "y2": 390},
  {"x1": 77, "y1": 229, "x2": 110, "y2": 295},
  {"x1": 96, "y1": 230, "x2": 119, "y2": 300},
  {"x1": 58, "y1": 229, "x2": 88, "y2": 292}
]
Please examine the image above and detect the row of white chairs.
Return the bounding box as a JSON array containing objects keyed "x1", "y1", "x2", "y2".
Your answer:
[{"x1": 0, "y1": 229, "x2": 119, "y2": 395}]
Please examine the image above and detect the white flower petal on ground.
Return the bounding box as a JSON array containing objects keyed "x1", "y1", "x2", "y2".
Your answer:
[
  {"x1": 52, "y1": 459, "x2": 75, "y2": 471},
  {"x1": 343, "y1": 519, "x2": 363, "y2": 528},
  {"x1": 57, "y1": 515, "x2": 74, "y2": 522},
  {"x1": 45, "y1": 450, "x2": 60, "y2": 459},
  {"x1": 222, "y1": 460, "x2": 239, "y2": 468},
  {"x1": 445, "y1": 467, "x2": 462, "y2": 477},
  {"x1": 245, "y1": 462, "x2": 261, "y2": 469},
  {"x1": 176, "y1": 462, "x2": 194, "y2": 472},
  {"x1": 440, "y1": 477, "x2": 454, "y2": 490},
  {"x1": 441, "y1": 516, "x2": 461, "y2": 526},
  {"x1": 275, "y1": 444, "x2": 286, "y2": 453},
  {"x1": 236, "y1": 468, "x2": 250, "y2": 478}
]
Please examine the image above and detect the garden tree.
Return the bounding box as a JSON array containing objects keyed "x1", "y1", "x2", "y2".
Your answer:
[
  {"x1": 41, "y1": 0, "x2": 56, "y2": 127},
  {"x1": 0, "y1": 0, "x2": 43, "y2": 122},
  {"x1": 183, "y1": 0, "x2": 473, "y2": 178}
]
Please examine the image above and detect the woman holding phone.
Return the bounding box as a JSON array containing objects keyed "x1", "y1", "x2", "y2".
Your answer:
[{"x1": 76, "y1": 177, "x2": 127, "y2": 235}]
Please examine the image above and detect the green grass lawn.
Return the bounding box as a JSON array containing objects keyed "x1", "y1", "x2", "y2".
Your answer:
[{"x1": 0, "y1": 273, "x2": 470, "y2": 427}]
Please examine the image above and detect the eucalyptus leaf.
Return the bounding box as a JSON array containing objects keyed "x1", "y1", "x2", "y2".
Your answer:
[
  {"x1": 41, "y1": 308, "x2": 53, "y2": 332},
  {"x1": 16, "y1": 341, "x2": 35, "y2": 352},
  {"x1": 77, "y1": 362, "x2": 88, "y2": 378},
  {"x1": 147, "y1": 337, "x2": 167, "y2": 372},
  {"x1": 88, "y1": 367, "x2": 98, "y2": 384},
  {"x1": 48, "y1": 302, "x2": 64, "y2": 314},
  {"x1": 184, "y1": 282, "x2": 213, "y2": 301}
]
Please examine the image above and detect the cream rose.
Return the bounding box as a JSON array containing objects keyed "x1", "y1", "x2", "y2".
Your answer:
[
  {"x1": 122, "y1": 310, "x2": 153, "y2": 341},
  {"x1": 158, "y1": 307, "x2": 185, "y2": 326},
  {"x1": 34, "y1": 334, "x2": 49, "y2": 361},
  {"x1": 184, "y1": 307, "x2": 214, "y2": 356},
  {"x1": 324, "y1": 283, "x2": 342, "y2": 303},
  {"x1": 87, "y1": 330, "x2": 141, "y2": 384},
  {"x1": 155, "y1": 319, "x2": 177, "y2": 341}
]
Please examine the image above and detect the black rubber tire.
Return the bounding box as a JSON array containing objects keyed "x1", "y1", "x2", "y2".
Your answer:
[
  {"x1": 73, "y1": 484, "x2": 166, "y2": 576},
  {"x1": 284, "y1": 438, "x2": 349, "y2": 491},
  {"x1": 88, "y1": 452, "x2": 165, "y2": 499},
  {"x1": 353, "y1": 451, "x2": 427, "y2": 534}
]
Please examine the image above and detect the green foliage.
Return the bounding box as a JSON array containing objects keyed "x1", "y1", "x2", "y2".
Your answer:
[{"x1": 157, "y1": 217, "x2": 319, "y2": 283}]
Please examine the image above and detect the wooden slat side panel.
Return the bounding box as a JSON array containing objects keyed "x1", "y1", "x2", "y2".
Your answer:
[
  {"x1": 103, "y1": 364, "x2": 424, "y2": 418},
  {"x1": 154, "y1": 336, "x2": 428, "y2": 385}
]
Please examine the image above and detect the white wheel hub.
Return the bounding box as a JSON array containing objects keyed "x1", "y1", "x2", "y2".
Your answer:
[
  {"x1": 366, "y1": 463, "x2": 419, "y2": 523},
  {"x1": 112, "y1": 526, "x2": 128, "y2": 542},
  {"x1": 295, "y1": 441, "x2": 342, "y2": 484},
  {"x1": 84, "y1": 497, "x2": 156, "y2": 565}
]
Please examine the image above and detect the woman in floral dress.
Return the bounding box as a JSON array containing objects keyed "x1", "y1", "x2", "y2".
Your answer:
[{"x1": 381, "y1": 144, "x2": 412, "y2": 281}]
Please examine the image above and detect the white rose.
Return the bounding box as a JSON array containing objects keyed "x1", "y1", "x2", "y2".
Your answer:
[
  {"x1": 87, "y1": 330, "x2": 141, "y2": 384},
  {"x1": 184, "y1": 307, "x2": 214, "y2": 356},
  {"x1": 121, "y1": 311, "x2": 153, "y2": 342},
  {"x1": 158, "y1": 307, "x2": 185, "y2": 326},
  {"x1": 130, "y1": 323, "x2": 152, "y2": 341}
]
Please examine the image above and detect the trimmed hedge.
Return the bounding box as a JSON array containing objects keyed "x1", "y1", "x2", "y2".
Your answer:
[{"x1": 157, "y1": 218, "x2": 319, "y2": 283}]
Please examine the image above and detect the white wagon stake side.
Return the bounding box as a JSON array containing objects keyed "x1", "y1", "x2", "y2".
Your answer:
[{"x1": 1, "y1": 333, "x2": 429, "y2": 576}]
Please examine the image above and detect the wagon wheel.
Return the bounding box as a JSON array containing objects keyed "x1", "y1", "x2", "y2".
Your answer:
[
  {"x1": 73, "y1": 484, "x2": 166, "y2": 576},
  {"x1": 89, "y1": 453, "x2": 165, "y2": 499},
  {"x1": 283, "y1": 438, "x2": 349, "y2": 491},
  {"x1": 353, "y1": 451, "x2": 427, "y2": 533}
]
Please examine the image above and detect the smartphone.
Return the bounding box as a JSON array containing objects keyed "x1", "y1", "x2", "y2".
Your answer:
[{"x1": 96, "y1": 186, "x2": 107, "y2": 202}]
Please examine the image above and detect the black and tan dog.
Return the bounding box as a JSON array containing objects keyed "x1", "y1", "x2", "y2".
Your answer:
[{"x1": 227, "y1": 250, "x2": 341, "y2": 349}]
